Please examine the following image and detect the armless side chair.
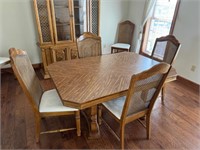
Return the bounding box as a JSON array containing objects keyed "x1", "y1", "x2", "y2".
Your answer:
[
  {"x1": 77, "y1": 32, "x2": 101, "y2": 58},
  {"x1": 151, "y1": 35, "x2": 181, "y2": 103},
  {"x1": 9, "y1": 48, "x2": 81, "y2": 143},
  {"x1": 98, "y1": 63, "x2": 171, "y2": 149},
  {"x1": 111, "y1": 20, "x2": 135, "y2": 53}
]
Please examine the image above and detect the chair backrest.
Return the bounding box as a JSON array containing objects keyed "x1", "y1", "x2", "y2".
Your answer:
[
  {"x1": 77, "y1": 32, "x2": 101, "y2": 58},
  {"x1": 117, "y1": 20, "x2": 135, "y2": 44},
  {"x1": 9, "y1": 48, "x2": 43, "y2": 112},
  {"x1": 151, "y1": 35, "x2": 181, "y2": 65},
  {"x1": 121, "y1": 63, "x2": 171, "y2": 120}
]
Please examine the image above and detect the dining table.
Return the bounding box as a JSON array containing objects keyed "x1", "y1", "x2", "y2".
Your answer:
[{"x1": 47, "y1": 52, "x2": 177, "y2": 139}]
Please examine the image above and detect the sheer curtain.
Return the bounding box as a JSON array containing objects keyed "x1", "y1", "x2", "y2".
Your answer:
[{"x1": 135, "y1": 0, "x2": 156, "y2": 52}]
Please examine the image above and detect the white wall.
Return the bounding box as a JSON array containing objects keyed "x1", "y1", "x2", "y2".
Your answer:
[
  {"x1": 0, "y1": 0, "x2": 41, "y2": 64},
  {"x1": 100, "y1": 0, "x2": 129, "y2": 54},
  {"x1": 127, "y1": 0, "x2": 146, "y2": 52},
  {"x1": 173, "y1": 0, "x2": 200, "y2": 84}
]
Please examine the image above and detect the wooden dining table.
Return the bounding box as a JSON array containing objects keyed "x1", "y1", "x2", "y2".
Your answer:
[{"x1": 47, "y1": 52, "x2": 177, "y2": 139}]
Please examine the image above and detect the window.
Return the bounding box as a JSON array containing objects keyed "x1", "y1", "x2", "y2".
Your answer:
[{"x1": 140, "y1": 0, "x2": 180, "y2": 56}]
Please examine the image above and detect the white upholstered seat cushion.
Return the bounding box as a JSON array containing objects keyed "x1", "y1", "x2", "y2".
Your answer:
[
  {"x1": 102, "y1": 96, "x2": 126, "y2": 120},
  {"x1": 111, "y1": 43, "x2": 130, "y2": 50},
  {"x1": 39, "y1": 89, "x2": 78, "y2": 113}
]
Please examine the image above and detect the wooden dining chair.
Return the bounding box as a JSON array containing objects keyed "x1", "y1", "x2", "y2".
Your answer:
[
  {"x1": 111, "y1": 20, "x2": 135, "y2": 53},
  {"x1": 77, "y1": 32, "x2": 101, "y2": 58},
  {"x1": 98, "y1": 63, "x2": 171, "y2": 149},
  {"x1": 151, "y1": 35, "x2": 181, "y2": 64},
  {"x1": 9, "y1": 48, "x2": 81, "y2": 143},
  {"x1": 151, "y1": 35, "x2": 181, "y2": 103}
]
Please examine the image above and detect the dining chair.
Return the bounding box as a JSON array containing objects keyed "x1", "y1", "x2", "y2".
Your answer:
[
  {"x1": 111, "y1": 20, "x2": 135, "y2": 53},
  {"x1": 77, "y1": 32, "x2": 101, "y2": 58},
  {"x1": 98, "y1": 63, "x2": 171, "y2": 149},
  {"x1": 151, "y1": 35, "x2": 181, "y2": 64},
  {"x1": 9, "y1": 48, "x2": 81, "y2": 143},
  {"x1": 151, "y1": 35, "x2": 181, "y2": 103}
]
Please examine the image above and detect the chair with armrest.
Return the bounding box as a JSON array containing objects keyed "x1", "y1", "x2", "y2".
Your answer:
[
  {"x1": 111, "y1": 20, "x2": 135, "y2": 53},
  {"x1": 9, "y1": 48, "x2": 81, "y2": 143},
  {"x1": 77, "y1": 32, "x2": 101, "y2": 58},
  {"x1": 151, "y1": 35, "x2": 181, "y2": 103},
  {"x1": 99, "y1": 63, "x2": 171, "y2": 149}
]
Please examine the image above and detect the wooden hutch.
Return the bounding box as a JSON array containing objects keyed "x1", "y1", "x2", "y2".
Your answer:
[{"x1": 33, "y1": 0, "x2": 100, "y2": 78}]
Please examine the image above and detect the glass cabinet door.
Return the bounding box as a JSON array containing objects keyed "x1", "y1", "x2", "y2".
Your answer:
[
  {"x1": 34, "y1": 0, "x2": 54, "y2": 44},
  {"x1": 73, "y1": 0, "x2": 87, "y2": 38},
  {"x1": 51, "y1": 0, "x2": 74, "y2": 43},
  {"x1": 89, "y1": 0, "x2": 99, "y2": 35}
]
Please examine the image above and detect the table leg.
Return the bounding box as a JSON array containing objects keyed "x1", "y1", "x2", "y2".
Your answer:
[
  {"x1": 88, "y1": 105, "x2": 100, "y2": 139},
  {"x1": 83, "y1": 105, "x2": 100, "y2": 139}
]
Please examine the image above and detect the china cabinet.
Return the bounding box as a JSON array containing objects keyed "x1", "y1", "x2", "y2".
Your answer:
[{"x1": 33, "y1": 0, "x2": 100, "y2": 78}]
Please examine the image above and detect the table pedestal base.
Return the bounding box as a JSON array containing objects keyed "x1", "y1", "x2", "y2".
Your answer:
[{"x1": 82, "y1": 105, "x2": 100, "y2": 139}]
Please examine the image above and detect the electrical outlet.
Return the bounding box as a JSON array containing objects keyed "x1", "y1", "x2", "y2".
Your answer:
[{"x1": 191, "y1": 65, "x2": 196, "y2": 72}]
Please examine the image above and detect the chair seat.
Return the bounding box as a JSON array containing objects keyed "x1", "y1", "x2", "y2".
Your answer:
[
  {"x1": 0, "y1": 57, "x2": 10, "y2": 67},
  {"x1": 39, "y1": 89, "x2": 78, "y2": 113},
  {"x1": 111, "y1": 43, "x2": 130, "y2": 50},
  {"x1": 103, "y1": 96, "x2": 126, "y2": 119}
]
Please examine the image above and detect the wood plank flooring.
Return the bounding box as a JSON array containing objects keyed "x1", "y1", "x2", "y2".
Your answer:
[{"x1": 1, "y1": 71, "x2": 200, "y2": 149}]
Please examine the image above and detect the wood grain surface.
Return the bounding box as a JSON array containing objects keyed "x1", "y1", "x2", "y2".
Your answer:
[{"x1": 47, "y1": 52, "x2": 160, "y2": 109}]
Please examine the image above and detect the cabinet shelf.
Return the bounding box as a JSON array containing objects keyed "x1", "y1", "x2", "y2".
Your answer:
[
  {"x1": 54, "y1": 5, "x2": 69, "y2": 8},
  {"x1": 75, "y1": 22, "x2": 84, "y2": 25},
  {"x1": 56, "y1": 22, "x2": 70, "y2": 26},
  {"x1": 74, "y1": 6, "x2": 83, "y2": 9}
]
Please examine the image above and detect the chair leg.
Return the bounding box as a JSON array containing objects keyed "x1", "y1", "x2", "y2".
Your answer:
[
  {"x1": 146, "y1": 115, "x2": 151, "y2": 139},
  {"x1": 35, "y1": 115, "x2": 41, "y2": 143},
  {"x1": 111, "y1": 47, "x2": 114, "y2": 54},
  {"x1": 75, "y1": 111, "x2": 81, "y2": 136},
  {"x1": 120, "y1": 123, "x2": 125, "y2": 150},
  {"x1": 161, "y1": 85, "x2": 165, "y2": 104},
  {"x1": 98, "y1": 105, "x2": 102, "y2": 125}
]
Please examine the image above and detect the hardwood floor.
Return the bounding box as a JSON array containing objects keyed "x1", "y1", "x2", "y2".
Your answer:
[{"x1": 1, "y1": 71, "x2": 200, "y2": 149}]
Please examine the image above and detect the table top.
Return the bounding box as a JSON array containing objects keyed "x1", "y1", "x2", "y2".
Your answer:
[
  {"x1": 47, "y1": 52, "x2": 168, "y2": 109},
  {"x1": 0, "y1": 57, "x2": 10, "y2": 67}
]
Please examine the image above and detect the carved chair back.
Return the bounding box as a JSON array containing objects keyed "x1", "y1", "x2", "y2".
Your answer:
[
  {"x1": 77, "y1": 32, "x2": 101, "y2": 58},
  {"x1": 151, "y1": 35, "x2": 181, "y2": 65},
  {"x1": 117, "y1": 20, "x2": 135, "y2": 44},
  {"x1": 9, "y1": 48, "x2": 43, "y2": 112}
]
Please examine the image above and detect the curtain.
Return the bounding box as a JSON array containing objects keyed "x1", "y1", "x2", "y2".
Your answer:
[
  {"x1": 136, "y1": 0, "x2": 156, "y2": 52},
  {"x1": 141, "y1": 0, "x2": 156, "y2": 27}
]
